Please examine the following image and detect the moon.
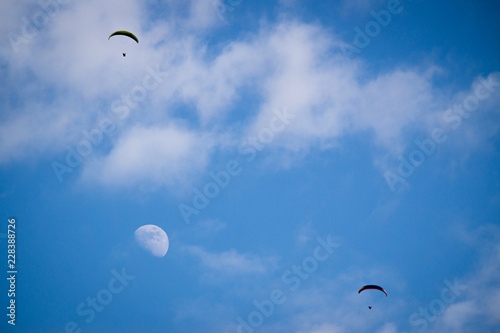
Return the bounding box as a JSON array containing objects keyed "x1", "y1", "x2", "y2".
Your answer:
[{"x1": 134, "y1": 225, "x2": 169, "y2": 257}]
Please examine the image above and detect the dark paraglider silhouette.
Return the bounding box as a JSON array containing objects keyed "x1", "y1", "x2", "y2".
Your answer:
[
  {"x1": 359, "y1": 285, "x2": 387, "y2": 310},
  {"x1": 108, "y1": 30, "x2": 139, "y2": 43},
  {"x1": 358, "y1": 285, "x2": 387, "y2": 296},
  {"x1": 108, "y1": 30, "x2": 139, "y2": 57}
]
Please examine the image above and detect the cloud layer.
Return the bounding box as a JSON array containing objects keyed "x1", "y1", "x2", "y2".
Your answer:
[{"x1": 1, "y1": 0, "x2": 498, "y2": 192}]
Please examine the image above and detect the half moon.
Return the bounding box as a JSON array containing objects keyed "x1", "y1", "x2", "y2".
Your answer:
[{"x1": 134, "y1": 225, "x2": 169, "y2": 257}]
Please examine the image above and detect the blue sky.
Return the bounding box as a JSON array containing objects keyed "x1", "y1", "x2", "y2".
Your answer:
[{"x1": 1, "y1": 0, "x2": 499, "y2": 332}]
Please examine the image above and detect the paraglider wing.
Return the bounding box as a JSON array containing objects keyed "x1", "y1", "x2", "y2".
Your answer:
[
  {"x1": 108, "y1": 30, "x2": 139, "y2": 43},
  {"x1": 358, "y1": 285, "x2": 387, "y2": 296}
]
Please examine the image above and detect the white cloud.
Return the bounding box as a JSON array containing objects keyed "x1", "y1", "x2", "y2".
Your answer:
[
  {"x1": 172, "y1": 225, "x2": 500, "y2": 333},
  {"x1": 2, "y1": 0, "x2": 152, "y2": 93},
  {"x1": 440, "y1": 301, "x2": 480, "y2": 331},
  {"x1": 0, "y1": 0, "x2": 498, "y2": 191},
  {"x1": 82, "y1": 123, "x2": 215, "y2": 188},
  {"x1": 437, "y1": 237, "x2": 500, "y2": 331},
  {"x1": 241, "y1": 23, "x2": 447, "y2": 159},
  {"x1": 375, "y1": 322, "x2": 398, "y2": 333},
  {"x1": 186, "y1": 0, "x2": 221, "y2": 29},
  {"x1": 0, "y1": 0, "x2": 28, "y2": 41},
  {"x1": 195, "y1": 218, "x2": 227, "y2": 233},
  {"x1": 294, "y1": 221, "x2": 316, "y2": 246},
  {"x1": 402, "y1": 224, "x2": 500, "y2": 333},
  {"x1": 0, "y1": 101, "x2": 83, "y2": 164},
  {"x1": 296, "y1": 323, "x2": 345, "y2": 333},
  {"x1": 185, "y1": 245, "x2": 275, "y2": 275}
]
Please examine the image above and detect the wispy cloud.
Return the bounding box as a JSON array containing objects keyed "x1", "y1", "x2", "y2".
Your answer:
[
  {"x1": 424, "y1": 224, "x2": 500, "y2": 332},
  {"x1": 296, "y1": 323, "x2": 345, "y2": 333},
  {"x1": 82, "y1": 123, "x2": 215, "y2": 188},
  {"x1": 0, "y1": 0, "x2": 498, "y2": 194},
  {"x1": 184, "y1": 245, "x2": 276, "y2": 275},
  {"x1": 281, "y1": 225, "x2": 500, "y2": 333}
]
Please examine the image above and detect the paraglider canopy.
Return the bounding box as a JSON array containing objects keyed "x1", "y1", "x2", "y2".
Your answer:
[
  {"x1": 108, "y1": 30, "x2": 139, "y2": 43},
  {"x1": 358, "y1": 285, "x2": 387, "y2": 296}
]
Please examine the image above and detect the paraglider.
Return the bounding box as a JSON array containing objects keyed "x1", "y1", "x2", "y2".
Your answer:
[
  {"x1": 108, "y1": 30, "x2": 139, "y2": 43},
  {"x1": 108, "y1": 31, "x2": 139, "y2": 56},
  {"x1": 358, "y1": 285, "x2": 387, "y2": 309},
  {"x1": 358, "y1": 285, "x2": 387, "y2": 296}
]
